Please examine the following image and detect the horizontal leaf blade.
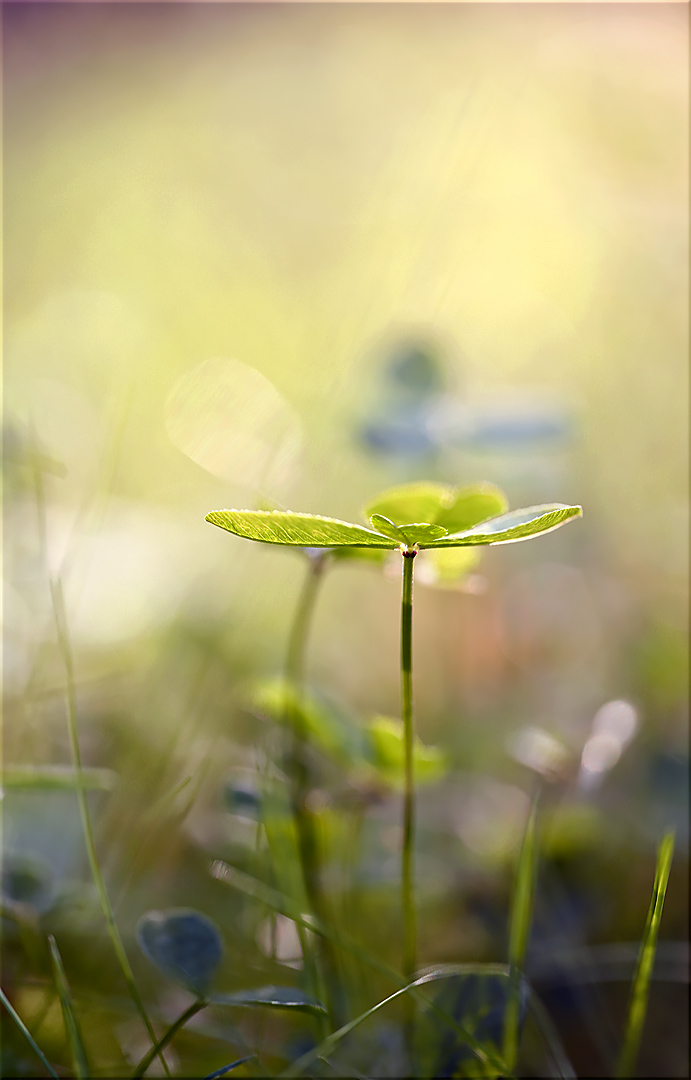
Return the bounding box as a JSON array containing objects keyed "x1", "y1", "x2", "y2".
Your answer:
[
  {"x1": 206, "y1": 510, "x2": 395, "y2": 548},
  {"x1": 424, "y1": 505, "x2": 582, "y2": 548},
  {"x1": 2, "y1": 765, "x2": 116, "y2": 791},
  {"x1": 211, "y1": 987, "x2": 326, "y2": 1014}
]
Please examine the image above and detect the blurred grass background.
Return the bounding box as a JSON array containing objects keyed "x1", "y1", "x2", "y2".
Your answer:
[{"x1": 2, "y1": 3, "x2": 689, "y2": 1077}]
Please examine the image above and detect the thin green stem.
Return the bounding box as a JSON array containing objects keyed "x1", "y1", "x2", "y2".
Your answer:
[
  {"x1": 400, "y1": 548, "x2": 417, "y2": 1071},
  {"x1": 132, "y1": 998, "x2": 207, "y2": 1077},
  {"x1": 0, "y1": 987, "x2": 60, "y2": 1080},
  {"x1": 283, "y1": 553, "x2": 343, "y2": 1028},
  {"x1": 400, "y1": 549, "x2": 417, "y2": 984},
  {"x1": 50, "y1": 580, "x2": 169, "y2": 1074},
  {"x1": 33, "y1": 446, "x2": 168, "y2": 1074}
]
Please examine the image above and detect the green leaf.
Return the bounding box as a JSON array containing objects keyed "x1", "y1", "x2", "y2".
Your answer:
[
  {"x1": 402, "y1": 522, "x2": 449, "y2": 545},
  {"x1": 369, "y1": 514, "x2": 409, "y2": 544},
  {"x1": 206, "y1": 509, "x2": 396, "y2": 548},
  {"x1": 365, "y1": 716, "x2": 446, "y2": 788},
  {"x1": 616, "y1": 830, "x2": 675, "y2": 1078},
  {"x1": 364, "y1": 482, "x2": 508, "y2": 533},
  {"x1": 252, "y1": 680, "x2": 369, "y2": 765},
  {"x1": 416, "y1": 547, "x2": 481, "y2": 588},
  {"x1": 425, "y1": 504, "x2": 582, "y2": 548},
  {"x1": 48, "y1": 934, "x2": 90, "y2": 1080},
  {"x1": 2, "y1": 765, "x2": 116, "y2": 791},
  {"x1": 210, "y1": 986, "x2": 326, "y2": 1014}
]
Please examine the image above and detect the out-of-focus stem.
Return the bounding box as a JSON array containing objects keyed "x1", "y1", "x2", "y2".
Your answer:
[
  {"x1": 284, "y1": 551, "x2": 341, "y2": 1027},
  {"x1": 32, "y1": 459, "x2": 168, "y2": 1076}
]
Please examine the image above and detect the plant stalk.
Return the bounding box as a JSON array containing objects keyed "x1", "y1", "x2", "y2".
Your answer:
[
  {"x1": 400, "y1": 548, "x2": 417, "y2": 984},
  {"x1": 400, "y1": 547, "x2": 417, "y2": 1071},
  {"x1": 31, "y1": 451, "x2": 168, "y2": 1075},
  {"x1": 284, "y1": 551, "x2": 342, "y2": 1026}
]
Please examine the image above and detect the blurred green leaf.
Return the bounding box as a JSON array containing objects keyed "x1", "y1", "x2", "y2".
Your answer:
[
  {"x1": 253, "y1": 680, "x2": 368, "y2": 765},
  {"x1": 206, "y1": 510, "x2": 395, "y2": 548},
  {"x1": 364, "y1": 716, "x2": 446, "y2": 788},
  {"x1": 2, "y1": 765, "x2": 116, "y2": 791},
  {"x1": 416, "y1": 546, "x2": 481, "y2": 588},
  {"x1": 210, "y1": 987, "x2": 326, "y2": 1014},
  {"x1": 364, "y1": 482, "x2": 508, "y2": 533}
]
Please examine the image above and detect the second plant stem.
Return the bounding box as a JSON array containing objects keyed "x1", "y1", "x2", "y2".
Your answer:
[{"x1": 284, "y1": 551, "x2": 342, "y2": 1027}]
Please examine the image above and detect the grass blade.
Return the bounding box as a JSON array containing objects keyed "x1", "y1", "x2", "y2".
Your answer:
[
  {"x1": 49, "y1": 575, "x2": 170, "y2": 1075},
  {"x1": 503, "y1": 797, "x2": 539, "y2": 1074},
  {"x1": 202, "y1": 1057, "x2": 256, "y2": 1079},
  {"x1": 0, "y1": 986, "x2": 60, "y2": 1080},
  {"x1": 210, "y1": 861, "x2": 505, "y2": 1072},
  {"x1": 278, "y1": 968, "x2": 509, "y2": 1078},
  {"x1": 48, "y1": 934, "x2": 90, "y2": 1079},
  {"x1": 616, "y1": 830, "x2": 675, "y2": 1078},
  {"x1": 132, "y1": 999, "x2": 207, "y2": 1078}
]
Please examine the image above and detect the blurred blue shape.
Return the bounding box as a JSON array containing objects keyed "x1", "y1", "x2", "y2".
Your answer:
[
  {"x1": 357, "y1": 336, "x2": 573, "y2": 463},
  {"x1": 136, "y1": 908, "x2": 224, "y2": 996}
]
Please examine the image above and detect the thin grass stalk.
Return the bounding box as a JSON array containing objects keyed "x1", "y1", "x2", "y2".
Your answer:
[
  {"x1": 0, "y1": 987, "x2": 60, "y2": 1080},
  {"x1": 616, "y1": 830, "x2": 675, "y2": 1079},
  {"x1": 211, "y1": 861, "x2": 503, "y2": 1071},
  {"x1": 48, "y1": 934, "x2": 90, "y2": 1079},
  {"x1": 33, "y1": 450, "x2": 168, "y2": 1074},
  {"x1": 50, "y1": 578, "x2": 169, "y2": 1074},
  {"x1": 284, "y1": 551, "x2": 342, "y2": 1026},
  {"x1": 279, "y1": 968, "x2": 507, "y2": 1079},
  {"x1": 132, "y1": 998, "x2": 207, "y2": 1078},
  {"x1": 503, "y1": 797, "x2": 540, "y2": 1074}
]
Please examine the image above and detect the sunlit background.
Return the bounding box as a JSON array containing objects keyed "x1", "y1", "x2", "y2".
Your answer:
[{"x1": 3, "y1": 3, "x2": 688, "y2": 1077}]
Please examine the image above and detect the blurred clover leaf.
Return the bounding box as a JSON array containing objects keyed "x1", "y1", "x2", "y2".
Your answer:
[
  {"x1": 136, "y1": 909, "x2": 224, "y2": 997},
  {"x1": 252, "y1": 680, "x2": 369, "y2": 766},
  {"x1": 364, "y1": 715, "x2": 446, "y2": 789}
]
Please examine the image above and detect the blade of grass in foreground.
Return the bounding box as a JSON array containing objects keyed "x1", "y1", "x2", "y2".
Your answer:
[
  {"x1": 33, "y1": 455, "x2": 169, "y2": 1075},
  {"x1": 0, "y1": 987, "x2": 60, "y2": 1080},
  {"x1": 279, "y1": 967, "x2": 511, "y2": 1079},
  {"x1": 210, "y1": 860, "x2": 504, "y2": 1071},
  {"x1": 48, "y1": 935, "x2": 90, "y2": 1080},
  {"x1": 503, "y1": 797, "x2": 539, "y2": 1075},
  {"x1": 616, "y1": 830, "x2": 675, "y2": 1079}
]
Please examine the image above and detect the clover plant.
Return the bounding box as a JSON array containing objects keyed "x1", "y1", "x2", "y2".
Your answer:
[{"x1": 206, "y1": 483, "x2": 582, "y2": 992}]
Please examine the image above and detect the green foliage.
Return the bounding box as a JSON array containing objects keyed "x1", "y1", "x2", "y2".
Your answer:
[
  {"x1": 48, "y1": 935, "x2": 90, "y2": 1079},
  {"x1": 504, "y1": 800, "x2": 540, "y2": 1075},
  {"x1": 616, "y1": 830, "x2": 675, "y2": 1078},
  {"x1": 206, "y1": 497, "x2": 581, "y2": 550},
  {"x1": 364, "y1": 481, "x2": 508, "y2": 534},
  {"x1": 364, "y1": 715, "x2": 446, "y2": 788},
  {"x1": 2, "y1": 765, "x2": 116, "y2": 791},
  {"x1": 0, "y1": 988, "x2": 60, "y2": 1080},
  {"x1": 210, "y1": 987, "x2": 326, "y2": 1014},
  {"x1": 206, "y1": 510, "x2": 396, "y2": 548}
]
